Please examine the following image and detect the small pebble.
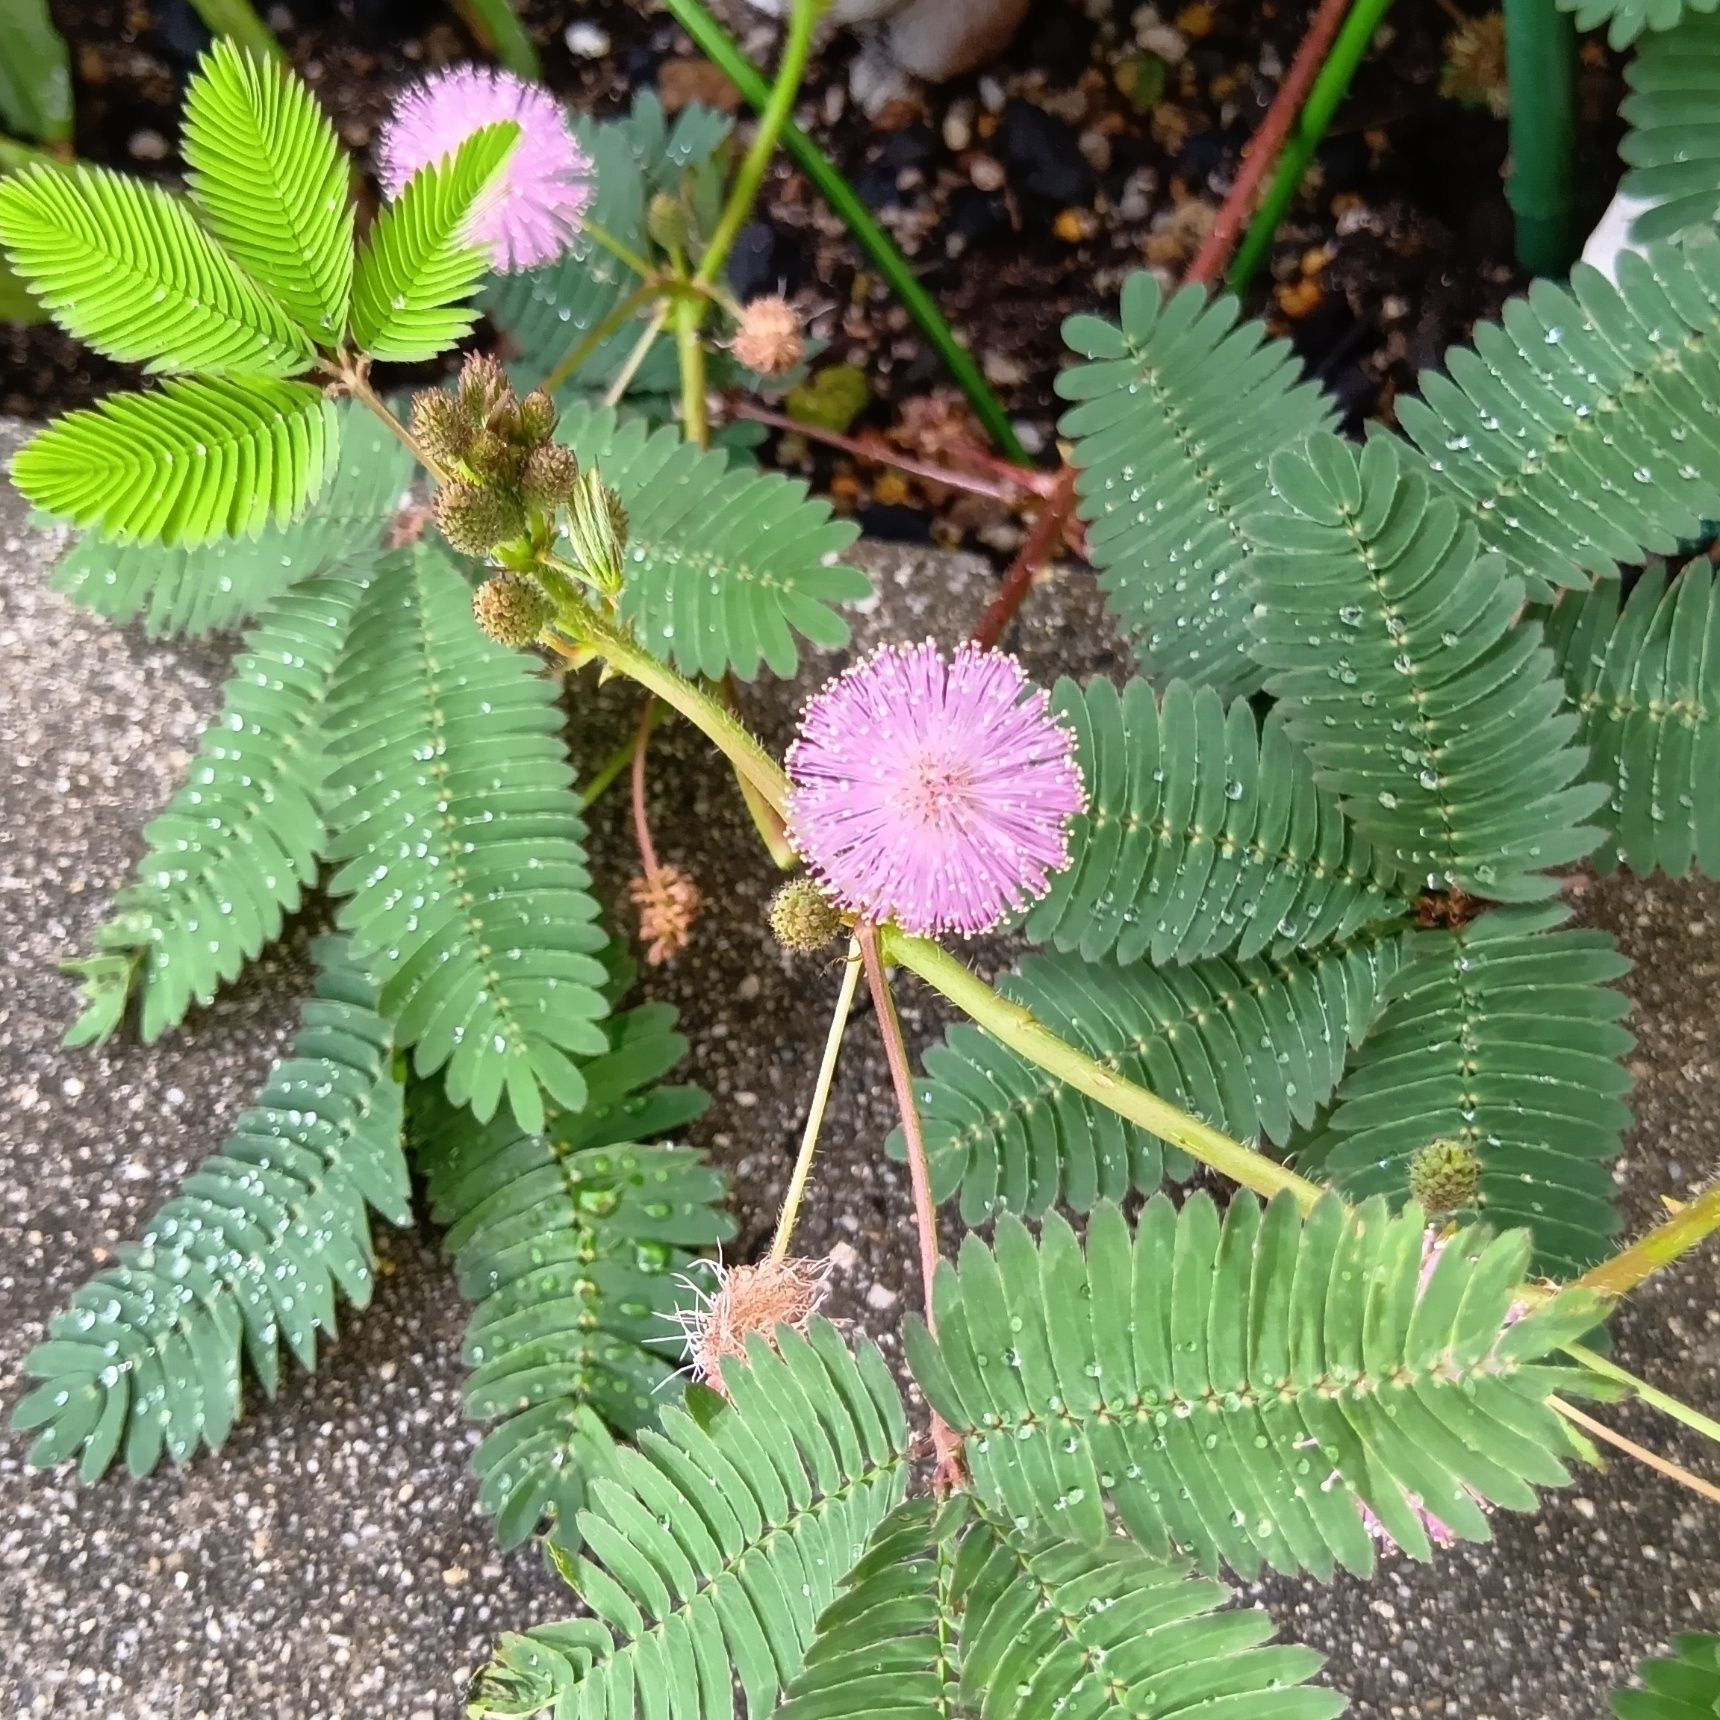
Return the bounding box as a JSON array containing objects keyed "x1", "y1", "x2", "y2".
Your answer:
[
  {"x1": 564, "y1": 22, "x2": 611, "y2": 57},
  {"x1": 128, "y1": 129, "x2": 169, "y2": 162},
  {"x1": 969, "y1": 154, "x2": 1006, "y2": 193}
]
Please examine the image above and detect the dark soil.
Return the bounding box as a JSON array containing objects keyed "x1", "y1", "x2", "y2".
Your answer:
[{"x1": 6, "y1": 0, "x2": 1625, "y2": 520}]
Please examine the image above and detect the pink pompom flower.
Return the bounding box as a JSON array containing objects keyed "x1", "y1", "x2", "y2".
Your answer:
[
  {"x1": 786, "y1": 641, "x2": 1085, "y2": 937},
  {"x1": 378, "y1": 67, "x2": 594, "y2": 274}
]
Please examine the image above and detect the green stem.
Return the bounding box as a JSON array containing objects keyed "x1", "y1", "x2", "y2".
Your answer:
[
  {"x1": 880, "y1": 928, "x2": 1327, "y2": 1211},
  {"x1": 1574, "y1": 1182, "x2": 1720, "y2": 1298},
  {"x1": 661, "y1": 0, "x2": 1029, "y2": 465},
  {"x1": 543, "y1": 282, "x2": 662, "y2": 396},
  {"x1": 674, "y1": 292, "x2": 711, "y2": 446},
  {"x1": 186, "y1": 0, "x2": 284, "y2": 62},
  {"x1": 583, "y1": 219, "x2": 658, "y2": 282},
  {"x1": 604, "y1": 302, "x2": 671, "y2": 409},
  {"x1": 769, "y1": 938, "x2": 864, "y2": 1261},
  {"x1": 449, "y1": 0, "x2": 541, "y2": 77},
  {"x1": 1502, "y1": 0, "x2": 1579, "y2": 275},
  {"x1": 694, "y1": 0, "x2": 825, "y2": 291},
  {"x1": 581, "y1": 701, "x2": 662, "y2": 810},
  {"x1": 1565, "y1": 1344, "x2": 1720, "y2": 1449},
  {"x1": 1227, "y1": 0, "x2": 1397, "y2": 293}
]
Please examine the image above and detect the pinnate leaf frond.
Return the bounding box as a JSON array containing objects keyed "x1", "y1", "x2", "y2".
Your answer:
[
  {"x1": 411, "y1": 960, "x2": 732, "y2": 1551},
  {"x1": 1545, "y1": 563, "x2": 1720, "y2": 878},
  {"x1": 470, "y1": 1322, "x2": 912, "y2": 1720},
  {"x1": 48, "y1": 401, "x2": 411, "y2": 637},
  {"x1": 906, "y1": 1193, "x2": 1608, "y2": 1581},
  {"x1": 11, "y1": 376, "x2": 340, "y2": 547},
  {"x1": 64, "y1": 568, "x2": 369, "y2": 1048},
  {"x1": 324, "y1": 545, "x2": 609, "y2": 1134},
  {"x1": 557, "y1": 403, "x2": 869, "y2": 681},
  {"x1": 909, "y1": 931, "x2": 1404, "y2": 1225},
  {"x1": 1056, "y1": 272, "x2": 1334, "y2": 698},
  {"x1": 1025, "y1": 675, "x2": 1406, "y2": 967},
  {"x1": 1556, "y1": 0, "x2": 1717, "y2": 49},
  {"x1": 777, "y1": 1494, "x2": 1345, "y2": 1720},
  {"x1": 351, "y1": 121, "x2": 518, "y2": 362},
  {"x1": 1612, "y1": 1631, "x2": 1720, "y2": 1717},
  {"x1": 1306, "y1": 904, "x2": 1636, "y2": 1277},
  {"x1": 182, "y1": 40, "x2": 355, "y2": 341},
  {"x1": 1249, "y1": 433, "x2": 1606, "y2": 901},
  {"x1": 0, "y1": 160, "x2": 314, "y2": 375},
  {"x1": 1398, "y1": 242, "x2": 1720, "y2": 591},
  {"x1": 13, "y1": 938, "x2": 407, "y2": 1480}
]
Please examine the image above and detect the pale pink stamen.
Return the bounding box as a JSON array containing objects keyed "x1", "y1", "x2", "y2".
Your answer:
[
  {"x1": 786, "y1": 641, "x2": 1085, "y2": 937},
  {"x1": 378, "y1": 66, "x2": 594, "y2": 274}
]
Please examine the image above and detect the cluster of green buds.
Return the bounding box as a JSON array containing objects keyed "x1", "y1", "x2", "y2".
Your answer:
[
  {"x1": 1408, "y1": 1138, "x2": 1483, "y2": 1218},
  {"x1": 413, "y1": 353, "x2": 632, "y2": 648}
]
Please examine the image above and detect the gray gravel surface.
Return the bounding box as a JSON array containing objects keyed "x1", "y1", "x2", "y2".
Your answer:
[{"x1": 1, "y1": 421, "x2": 1715, "y2": 1718}]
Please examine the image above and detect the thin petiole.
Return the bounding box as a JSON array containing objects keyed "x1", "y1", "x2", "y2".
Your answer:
[
  {"x1": 1552, "y1": 1398, "x2": 1720, "y2": 1507},
  {"x1": 1564, "y1": 1344, "x2": 1720, "y2": 1449},
  {"x1": 768, "y1": 939, "x2": 864, "y2": 1262}
]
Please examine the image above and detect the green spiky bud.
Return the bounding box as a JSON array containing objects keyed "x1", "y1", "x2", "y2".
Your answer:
[
  {"x1": 411, "y1": 387, "x2": 474, "y2": 463},
  {"x1": 434, "y1": 480, "x2": 526, "y2": 557},
  {"x1": 458, "y1": 352, "x2": 513, "y2": 420},
  {"x1": 565, "y1": 470, "x2": 629, "y2": 595},
  {"x1": 646, "y1": 191, "x2": 690, "y2": 255},
  {"x1": 466, "y1": 427, "x2": 526, "y2": 485},
  {"x1": 768, "y1": 878, "x2": 843, "y2": 953},
  {"x1": 472, "y1": 571, "x2": 553, "y2": 648},
  {"x1": 1409, "y1": 1139, "x2": 1483, "y2": 1217},
  {"x1": 517, "y1": 389, "x2": 558, "y2": 446},
  {"x1": 520, "y1": 442, "x2": 580, "y2": 511}
]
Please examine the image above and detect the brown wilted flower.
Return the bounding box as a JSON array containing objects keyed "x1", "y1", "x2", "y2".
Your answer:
[
  {"x1": 665, "y1": 1255, "x2": 834, "y2": 1397},
  {"x1": 630, "y1": 864, "x2": 702, "y2": 964},
  {"x1": 731, "y1": 295, "x2": 805, "y2": 377},
  {"x1": 1441, "y1": 14, "x2": 1509, "y2": 120}
]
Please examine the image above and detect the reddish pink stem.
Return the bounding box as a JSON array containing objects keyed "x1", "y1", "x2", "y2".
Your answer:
[
  {"x1": 971, "y1": 464, "x2": 1081, "y2": 651},
  {"x1": 1183, "y1": 0, "x2": 1357, "y2": 287},
  {"x1": 630, "y1": 696, "x2": 662, "y2": 878}
]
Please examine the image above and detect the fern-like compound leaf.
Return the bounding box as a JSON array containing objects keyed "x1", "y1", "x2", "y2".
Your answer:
[
  {"x1": 412, "y1": 962, "x2": 733, "y2": 1551},
  {"x1": 63, "y1": 570, "x2": 369, "y2": 1049},
  {"x1": 1396, "y1": 241, "x2": 1720, "y2": 592},
  {"x1": 1249, "y1": 433, "x2": 1607, "y2": 900},
  {"x1": 1025, "y1": 675, "x2": 1406, "y2": 966},
  {"x1": 0, "y1": 160, "x2": 313, "y2": 375},
  {"x1": 907, "y1": 1193, "x2": 1608, "y2": 1582},
  {"x1": 777, "y1": 1494, "x2": 1344, "y2": 1720},
  {"x1": 1545, "y1": 564, "x2": 1720, "y2": 878},
  {"x1": 469, "y1": 1322, "x2": 912, "y2": 1720},
  {"x1": 351, "y1": 121, "x2": 517, "y2": 362},
  {"x1": 1557, "y1": 0, "x2": 1717, "y2": 48},
  {"x1": 324, "y1": 545, "x2": 609, "y2": 1134},
  {"x1": 48, "y1": 401, "x2": 412, "y2": 637},
  {"x1": 907, "y1": 930, "x2": 1404, "y2": 1226},
  {"x1": 12, "y1": 938, "x2": 408, "y2": 1479},
  {"x1": 181, "y1": 40, "x2": 354, "y2": 342},
  {"x1": 1612, "y1": 1631, "x2": 1720, "y2": 1717},
  {"x1": 484, "y1": 96, "x2": 729, "y2": 401},
  {"x1": 1619, "y1": 13, "x2": 1720, "y2": 244},
  {"x1": 1303, "y1": 903, "x2": 1636, "y2": 1277},
  {"x1": 556, "y1": 403, "x2": 869, "y2": 681},
  {"x1": 1056, "y1": 273, "x2": 1335, "y2": 698},
  {"x1": 11, "y1": 376, "x2": 340, "y2": 547}
]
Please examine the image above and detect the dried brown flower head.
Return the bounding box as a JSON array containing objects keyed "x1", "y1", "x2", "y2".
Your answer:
[
  {"x1": 1442, "y1": 15, "x2": 1509, "y2": 120},
  {"x1": 667, "y1": 1255, "x2": 834, "y2": 1397},
  {"x1": 732, "y1": 295, "x2": 805, "y2": 377},
  {"x1": 630, "y1": 864, "x2": 702, "y2": 965}
]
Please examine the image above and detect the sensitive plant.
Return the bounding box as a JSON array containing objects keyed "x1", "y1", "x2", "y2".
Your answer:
[{"x1": 0, "y1": 26, "x2": 1717, "y2": 1720}]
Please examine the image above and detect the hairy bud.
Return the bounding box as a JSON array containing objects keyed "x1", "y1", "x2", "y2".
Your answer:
[
  {"x1": 410, "y1": 387, "x2": 474, "y2": 463},
  {"x1": 472, "y1": 571, "x2": 553, "y2": 648},
  {"x1": 1408, "y1": 1139, "x2": 1483, "y2": 1217},
  {"x1": 458, "y1": 352, "x2": 513, "y2": 421},
  {"x1": 768, "y1": 878, "x2": 843, "y2": 953},
  {"x1": 435, "y1": 480, "x2": 526, "y2": 557},
  {"x1": 732, "y1": 295, "x2": 805, "y2": 377},
  {"x1": 566, "y1": 470, "x2": 629, "y2": 594},
  {"x1": 517, "y1": 388, "x2": 558, "y2": 446},
  {"x1": 520, "y1": 442, "x2": 580, "y2": 512},
  {"x1": 466, "y1": 427, "x2": 526, "y2": 486},
  {"x1": 646, "y1": 190, "x2": 690, "y2": 255}
]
